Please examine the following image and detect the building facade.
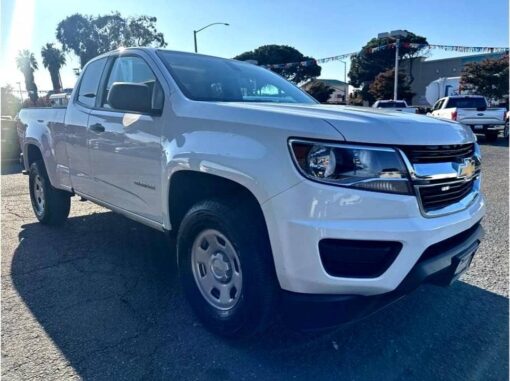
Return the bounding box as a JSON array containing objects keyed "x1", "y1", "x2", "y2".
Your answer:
[
  {"x1": 401, "y1": 52, "x2": 506, "y2": 106},
  {"x1": 301, "y1": 79, "x2": 349, "y2": 104}
]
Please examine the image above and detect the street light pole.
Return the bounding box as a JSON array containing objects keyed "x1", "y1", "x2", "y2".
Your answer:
[
  {"x1": 393, "y1": 38, "x2": 400, "y2": 101},
  {"x1": 193, "y1": 22, "x2": 229, "y2": 53}
]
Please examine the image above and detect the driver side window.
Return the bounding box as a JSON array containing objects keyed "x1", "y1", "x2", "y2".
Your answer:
[{"x1": 102, "y1": 55, "x2": 163, "y2": 112}]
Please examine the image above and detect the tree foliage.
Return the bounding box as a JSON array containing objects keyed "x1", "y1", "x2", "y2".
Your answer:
[
  {"x1": 234, "y1": 45, "x2": 321, "y2": 84},
  {"x1": 1, "y1": 85, "x2": 22, "y2": 116},
  {"x1": 461, "y1": 55, "x2": 509, "y2": 101},
  {"x1": 368, "y1": 69, "x2": 414, "y2": 102},
  {"x1": 56, "y1": 12, "x2": 167, "y2": 67},
  {"x1": 15, "y1": 50, "x2": 39, "y2": 101},
  {"x1": 349, "y1": 31, "x2": 427, "y2": 103},
  {"x1": 41, "y1": 43, "x2": 66, "y2": 92},
  {"x1": 305, "y1": 81, "x2": 334, "y2": 103}
]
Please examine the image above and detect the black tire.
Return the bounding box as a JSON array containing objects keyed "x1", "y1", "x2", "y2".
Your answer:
[
  {"x1": 485, "y1": 131, "x2": 499, "y2": 142},
  {"x1": 29, "y1": 160, "x2": 71, "y2": 226},
  {"x1": 177, "y1": 198, "x2": 278, "y2": 338}
]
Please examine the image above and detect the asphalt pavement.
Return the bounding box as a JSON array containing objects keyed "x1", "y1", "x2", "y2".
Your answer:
[{"x1": 1, "y1": 137, "x2": 508, "y2": 380}]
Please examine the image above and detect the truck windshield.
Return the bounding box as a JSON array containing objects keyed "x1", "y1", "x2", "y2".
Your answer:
[
  {"x1": 446, "y1": 97, "x2": 487, "y2": 109},
  {"x1": 157, "y1": 50, "x2": 316, "y2": 104}
]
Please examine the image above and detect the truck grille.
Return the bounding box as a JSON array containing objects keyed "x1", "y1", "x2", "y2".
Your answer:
[
  {"x1": 417, "y1": 178, "x2": 476, "y2": 212},
  {"x1": 399, "y1": 144, "x2": 475, "y2": 164}
]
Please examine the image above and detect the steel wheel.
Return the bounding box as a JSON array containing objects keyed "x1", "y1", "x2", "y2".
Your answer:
[
  {"x1": 191, "y1": 229, "x2": 243, "y2": 311},
  {"x1": 33, "y1": 174, "x2": 46, "y2": 216}
]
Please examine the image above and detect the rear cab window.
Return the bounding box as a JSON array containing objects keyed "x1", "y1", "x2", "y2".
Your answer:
[
  {"x1": 446, "y1": 97, "x2": 487, "y2": 109},
  {"x1": 378, "y1": 101, "x2": 406, "y2": 108},
  {"x1": 76, "y1": 58, "x2": 108, "y2": 108}
]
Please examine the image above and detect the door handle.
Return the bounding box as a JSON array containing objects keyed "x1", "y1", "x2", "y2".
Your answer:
[{"x1": 89, "y1": 123, "x2": 105, "y2": 133}]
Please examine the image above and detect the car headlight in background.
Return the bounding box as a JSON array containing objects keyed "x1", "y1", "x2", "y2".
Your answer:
[{"x1": 289, "y1": 139, "x2": 413, "y2": 195}]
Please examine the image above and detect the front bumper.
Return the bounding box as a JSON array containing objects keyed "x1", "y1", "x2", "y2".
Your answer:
[
  {"x1": 262, "y1": 179, "x2": 485, "y2": 296},
  {"x1": 281, "y1": 222, "x2": 484, "y2": 330}
]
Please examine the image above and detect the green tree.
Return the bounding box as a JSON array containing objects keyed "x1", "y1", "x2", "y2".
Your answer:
[
  {"x1": 56, "y1": 12, "x2": 167, "y2": 68},
  {"x1": 368, "y1": 69, "x2": 414, "y2": 103},
  {"x1": 15, "y1": 50, "x2": 39, "y2": 101},
  {"x1": 349, "y1": 31, "x2": 427, "y2": 103},
  {"x1": 234, "y1": 45, "x2": 321, "y2": 84},
  {"x1": 304, "y1": 81, "x2": 334, "y2": 103},
  {"x1": 461, "y1": 55, "x2": 509, "y2": 101},
  {"x1": 41, "y1": 43, "x2": 66, "y2": 92},
  {"x1": 1, "y1": 85, "x2": 22, "y2": 116}
]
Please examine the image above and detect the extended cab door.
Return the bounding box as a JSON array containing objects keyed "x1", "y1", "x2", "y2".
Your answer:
[
  {"x1": 86, "y1": 53, "x2": 165, "y2": 224},
  {"x1": 65, "y1": 57, "x2": 108, "y2": 195}
]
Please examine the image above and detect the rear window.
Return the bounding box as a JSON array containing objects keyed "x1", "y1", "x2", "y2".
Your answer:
[
  {"x1": 446, "y1": 97, "x2": 487, "y2": 109},
  {"x1": 377, "y1": 101, "x2": 406, "y2": 108}
]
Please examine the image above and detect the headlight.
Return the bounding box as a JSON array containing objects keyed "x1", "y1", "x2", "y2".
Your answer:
[{"x1": 289, "y1": 139, "x2": 412, "y2": 195}]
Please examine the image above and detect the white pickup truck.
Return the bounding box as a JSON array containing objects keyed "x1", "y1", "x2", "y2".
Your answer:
[
  {"x1": 17, "y1": 48, "x2": 485, "y2": 337},
  {"x1": 429, "y1": 95, "x2": 507, "y2": 141}
]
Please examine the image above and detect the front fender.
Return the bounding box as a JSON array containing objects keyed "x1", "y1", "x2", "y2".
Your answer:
[{"x1": 160, "y1": 129, "x2": 303, "y2": 230}]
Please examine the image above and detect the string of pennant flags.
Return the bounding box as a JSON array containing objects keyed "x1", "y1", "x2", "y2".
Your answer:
[{"x1": 263, "y1": 43, "x2": 509, "y2": 69}]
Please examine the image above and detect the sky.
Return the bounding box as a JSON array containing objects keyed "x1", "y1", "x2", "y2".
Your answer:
[{"x1": 1, "y1": 0, "x2": 508, "y2": 93}]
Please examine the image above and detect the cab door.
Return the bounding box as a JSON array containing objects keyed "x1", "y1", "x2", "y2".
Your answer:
[
  {"x1": 86, "y1": 53, "x2": 165, "y2": 224},
  {"x1": 65, "y1": 57, "x2": 108, "y2": 195}
]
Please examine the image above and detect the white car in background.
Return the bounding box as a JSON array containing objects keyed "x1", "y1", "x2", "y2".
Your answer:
[
  {"x1": 429, "y1": 95, "x2": 506, "y2": 141},
  {"x1": 372, "y1": 100, "x2": 417, "y2": 113}
]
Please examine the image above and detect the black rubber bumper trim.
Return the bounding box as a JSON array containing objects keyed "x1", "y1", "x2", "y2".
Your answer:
[{"x1": 281, "y1": 221, "x2": 484, "y2": 330}]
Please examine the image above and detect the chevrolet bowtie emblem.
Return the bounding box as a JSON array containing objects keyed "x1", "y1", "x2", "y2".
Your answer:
[{"x1": 458, "y1": 158, "x2": 476, "y2": 179}]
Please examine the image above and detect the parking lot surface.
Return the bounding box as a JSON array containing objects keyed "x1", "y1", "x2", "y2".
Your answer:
[{"x1": 1, "y1": 139, "x2": 508, "y2": 381}]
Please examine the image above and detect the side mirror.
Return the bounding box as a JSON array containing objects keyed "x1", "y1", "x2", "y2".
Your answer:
[{"x1": 107, "y1": 82, "x2": 152, "y2": 114}]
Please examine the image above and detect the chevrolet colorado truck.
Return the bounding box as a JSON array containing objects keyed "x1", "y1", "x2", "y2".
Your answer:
[
  {"x1": 429, "y1": 95, "x2": 506, "y2": 141},
  {"x1": 17, "y1": 48, "x2": 485, "y2": 337}
]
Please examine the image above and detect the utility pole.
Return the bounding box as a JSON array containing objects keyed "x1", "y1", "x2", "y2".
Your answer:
[
  {"x1": 393, "y1": 38, "x2": 400, "y2": 101},
  {"x1": 378, "y1": 30, "x2": 408, "y2": 101},
  {"x1": 16, "y1": 82, "x2": 23, "y2": 102},
  {"x1": 340, "y1": 60, "x2": 347, "y2": 102}
]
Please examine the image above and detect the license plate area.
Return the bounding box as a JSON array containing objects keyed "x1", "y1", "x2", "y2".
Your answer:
[{"x1": 449, "y1": 249, "x2": 475, "y2": 284}]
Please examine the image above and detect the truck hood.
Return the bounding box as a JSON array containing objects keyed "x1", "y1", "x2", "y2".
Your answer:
[{"x1": 220, "y1": 103, "x2": 475, "y2": 145}]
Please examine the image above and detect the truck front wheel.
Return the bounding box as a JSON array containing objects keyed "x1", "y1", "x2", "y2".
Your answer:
[
  {"x1": 177, "y1": 199, "x2": 278, "y2": 337},
  {"x1": 29, "y1": 160, "x2": 71, "y2": 226}
]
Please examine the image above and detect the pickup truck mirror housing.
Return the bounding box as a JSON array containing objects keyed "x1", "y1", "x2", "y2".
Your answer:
[{"x1": 107, "y1": 82, "x2": 153, "y2": 114}]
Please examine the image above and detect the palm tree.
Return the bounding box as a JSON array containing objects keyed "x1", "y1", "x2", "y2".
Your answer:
[
  {"x1": 15, "y1": 50, "x2": 39, "y2": 101},
  {"x1": 41, "y1": 43, "x2": 66, "y2": 92}
]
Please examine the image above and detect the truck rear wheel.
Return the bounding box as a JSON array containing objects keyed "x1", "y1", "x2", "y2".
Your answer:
[
  {"x1": 29, "y1": 160, "x2": 71, "y2": 226},
  {"x1": 177, "y1": 199, "x2": 278, "y2": 338},
  {"x1": 485, "y1": 131, "x2": 499, "y2": 142}
]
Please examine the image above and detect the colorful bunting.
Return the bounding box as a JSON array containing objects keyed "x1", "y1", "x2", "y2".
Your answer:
[{"x1": 263, "y1": 44, "x2": 509, "y2": 69}]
